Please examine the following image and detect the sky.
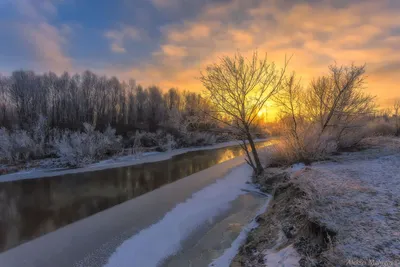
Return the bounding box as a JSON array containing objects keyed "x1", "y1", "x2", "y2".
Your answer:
[{"x1": 0, "y1": 0, "x2": 399, "y2": 107}]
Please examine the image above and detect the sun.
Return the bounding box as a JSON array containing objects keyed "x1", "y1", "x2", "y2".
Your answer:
[{"x1": 257, "y1": 108, "x2": 266, "y2": 117}]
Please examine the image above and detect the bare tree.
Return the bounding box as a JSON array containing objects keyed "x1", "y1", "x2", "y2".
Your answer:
[
  {"x1": 200, "y1": 51, "x2": 288, "y2": 175},
  {"x1": 273, "y1": 73, "x2": 307, "y2": 159},
  {"x1": 306, "y1": 65, "x2": 374, "y2": 134},
  {"x1": 0, "y1": 69, "x2": 218, "y2": 141},
  {"x1": 394, "y1": 99, "x2": 400, "y2": 136}
]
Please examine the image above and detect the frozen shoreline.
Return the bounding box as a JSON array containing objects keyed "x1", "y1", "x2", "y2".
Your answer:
[
  {"x1": 0, "y1": 156, "x2": 248, "y2": 267},
  {"x1": 209, "y1": 198, "x2": 271, "y2": 267},
  {"x1": 0, "y1": 138, "x2": 270, "y2": 182},
  {"x1": 105, "y1": 164, "x2": 254, "y2": 267}
]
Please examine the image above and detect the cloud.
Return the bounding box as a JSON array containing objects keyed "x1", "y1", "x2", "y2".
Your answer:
[
  {"x1": 22, "y1": 22, "x2": 72, "y2": 72},
  {"x1": 104, "y1": 25, "x2": 142, "y2": 53},
  {"x1": 159, "y1": 45, "x2": 188, "y2": 57},
  {"x1": 111, "y1": 0, "x2": 400, "y2": 107},
  {"x1": 12, "y1": 0, "x2": 72, "y2": 72},
  {"x1": 8, "y1": 0, "x2": 398, "y2": 108}
]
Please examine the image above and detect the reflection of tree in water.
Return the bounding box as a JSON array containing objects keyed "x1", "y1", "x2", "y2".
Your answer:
[{"x1": 0, "y1": 143, "x2": 267, "y2": 252}]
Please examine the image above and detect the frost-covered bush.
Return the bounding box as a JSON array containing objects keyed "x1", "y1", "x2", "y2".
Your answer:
[
  {"x1": 31, "y1": 115, "x2": 48, "y2": 158},
  {"x1": 0, "y1": 128, "x2": 37, "y2": 163},
  {"x1": 127, "y1": 130, "x2": 179, "y2": 152},
  {"x1": 263, "y1": 125, "x2": 338, "y2": 167},
  {"x1": 365, "y1": 119, "x2": 396, "y2": 137},
  {"x1": 215, "y1": 132, "x2": 234, "y2": 143},
  {"x1": 129, "y1": 131, "x2": 144, "y2": 157},
  {"x1": 158, "y1": 133, "x2": 177, "y2": 152},
  {"x1": 12, "y1": 130, "x2": 36, "y2": 161},
  {"x1": 181, "y1": 132, "x2": 216, "y2": 147},
  {"x1": 0, "y1": 116, "x2": 50, "y2": 163},
  {"x1": 53, "y1": 123, "x2": 122, "y2": 167},
  {"x1": 0, "y1": 128, "x2": 13, "y2": 162}
]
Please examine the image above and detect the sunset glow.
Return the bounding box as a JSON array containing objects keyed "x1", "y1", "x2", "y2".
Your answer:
[{"x1": 1, "y1": 0, "x2": 399, "y2": 108}]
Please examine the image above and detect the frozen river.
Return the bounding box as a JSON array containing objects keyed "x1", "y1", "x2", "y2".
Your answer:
[{"x1": 0, "y1": 141, "x2": 270, "y2": 267}]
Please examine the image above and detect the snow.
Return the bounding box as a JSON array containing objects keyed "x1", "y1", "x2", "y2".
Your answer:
[
  {"x1": 289, "y1": 163, "x2": 305, "y2": 173},
  {"x1": 209, "y1": 197, "x2": 270, "y2": 267},
  {"x1": 263, "y1": 245, "x2": 301, "y2": 267},
  {"x1": 104, "y1": 164, "x2": 254, "y2": 267},
  {"x1": 0, "y1": 139, "x2": 269, "y2": 182},
  {"x1": 296, "y1": 147, "x2": 400, "y2": 263}
]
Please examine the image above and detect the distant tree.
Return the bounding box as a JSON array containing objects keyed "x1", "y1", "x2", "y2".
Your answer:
[
  {"x1": 394, "y1": 99, "x2": 400, "y2": 136},
  {"x1": 147, "y1": 86, "x2": 165, "y2": 132},
  {"x1": 0, "y1": 69, "x2": 219, "y2": 140},
  {"x1": 200, "y1": 51, "x2": 288, "y2": 175}
]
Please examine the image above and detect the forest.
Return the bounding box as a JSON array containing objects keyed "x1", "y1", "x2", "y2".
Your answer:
[{"x1": 0, "y1": 70, "x2": 246, "y2": 169}]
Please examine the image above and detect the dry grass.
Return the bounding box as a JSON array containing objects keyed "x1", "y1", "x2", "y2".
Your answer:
[
  {"x1": 262, "y1": 117, "x2": 398, "y2": 168},
  {"x1": 237, "y1": 137, "x2": 400, "y2": 267}
]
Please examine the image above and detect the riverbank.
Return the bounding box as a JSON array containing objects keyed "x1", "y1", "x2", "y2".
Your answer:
[
  {"x1": 232, "y1": 136, "x2": 400, "y2": 266},
  {"x1": 0, "y1": 139, "x2": 272, "y2": 182},
  {"x1": 0, "y1": 157, "x2": 260, "y2": 267}
]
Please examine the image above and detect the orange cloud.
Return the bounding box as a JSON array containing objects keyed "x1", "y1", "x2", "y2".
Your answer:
[
  {"x1": 115, "y1": 0, "x2": 400, "y2": 107},
  {"x1": 159, "y1": 45, "x2": 188, "y2": 57}
]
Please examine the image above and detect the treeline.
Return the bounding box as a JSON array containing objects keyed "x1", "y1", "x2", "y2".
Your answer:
[
  {"x1": 0, "y1": 70, "x2": 212, "y2": 133},
  {"x1": 0, "y1": 70, "x2": 237, "y2": 168}
]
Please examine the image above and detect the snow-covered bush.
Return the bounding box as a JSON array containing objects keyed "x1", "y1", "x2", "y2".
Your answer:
[
  {"x1": 31, "y1": 115, "x2": 48, "y2": 158},
  {"x1": 263, "y1": 124, "x2": 338, "y2": 167},
  {"x1": 127, "y1": 130, "x2": 179, "y2": 152},
  {"x1": 181, "y1": 132, "x2": 216, "y2": 147},
  {"x1": 0, "y1": 116, "x2": 51, "y2": 163},
  {"x1": 158, "y1": 133, "x2": 177, "y2": 152},
  {"x1": 53, "y1": 123, "x2": 122, "y2": 167},
  {"x1": 365, "y1": 119, "x2": 396, "y2": 137},
  {"x1": 130, "y1": 131, "x2": 144, "y2": 157},
  {"x1": 12, "y1": 130, "x2": 36, "y2": 161},
  {"x1": 0, "y1": 128, "x2": 13, "y2": 162},
  {"x1": 215, "y1": 132, "x2": 234, "y2": 143},
  {"x1": 0, "y1": 128, "x2": 37, "y2": 163}
]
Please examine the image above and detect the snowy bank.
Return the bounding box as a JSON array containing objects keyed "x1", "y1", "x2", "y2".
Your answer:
[
  {"x1": 209, "y1": 199, "x2": 270, "y2": 267},
  {"x1": 0, "y1": 138, "x2": 271, "y2": 182},
  {"x1": 231, "y1": 136, "x2": 400, "y2": 266},
  {"x1": 105, "y1": 164, "x2": 254, "y2": 267}
]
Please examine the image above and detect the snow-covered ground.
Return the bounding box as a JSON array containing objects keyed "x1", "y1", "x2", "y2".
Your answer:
[
  {"x1": 277, "y1": 137, "x2": 400, "y2": 265},
  {"x1": 104, "y1": 164, "x2": 255, "y2": 267},
  {"x1": 229, "y1": 137, "x2": 400, "y2": 266},
  {"x1": 209, "y1": 199, "x2": 270, "y2": 267},
  {"x1": 0, "y1": 139, "x2": 270, "y2": 182},
  {"x1": 308, "y1": 151, "x2": 400, "y2": 263}
]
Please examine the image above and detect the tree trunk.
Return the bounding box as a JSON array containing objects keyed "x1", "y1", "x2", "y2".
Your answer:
[{"x1": 245, "y1": 126, "x2": 263, "y2": 175}]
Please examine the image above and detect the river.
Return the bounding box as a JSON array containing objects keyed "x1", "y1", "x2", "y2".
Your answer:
[{"x1": 0, "y1": 141, "x2": 270, "y2": 267}]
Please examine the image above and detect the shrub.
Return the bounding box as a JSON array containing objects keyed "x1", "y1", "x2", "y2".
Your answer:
[
  {"x1": 0, "y1": 116, "x2": 50, "y2": 163},
  {"x1": 0, "y1": 128, "x2": 37, "y2": 163},
  {"x1": 53, "y1": 123, "x2": 122, "y2": 167},
  {"x1": 264, "y1": 127, "x2": 337, "y2": 167},
  {"x1": 215, "y1": 132, "x2": 234, "y2": 143},
  {"x1": 158, "y1": 133, "x2": 177, "y2": 152},
  {"x1": 180, "y1": 132, "x2": 216, "y2": 147},
  {"x1": 0, "y1": 128, "x2": 13, "y2": 163},
  {"x1": 365, "y1": 119, "x2": 396, "y2": 137}
]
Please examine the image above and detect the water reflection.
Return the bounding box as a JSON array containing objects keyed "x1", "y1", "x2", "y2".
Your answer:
[{"x1": 0, "y1": 143, "x2": 267, "y2": 252}]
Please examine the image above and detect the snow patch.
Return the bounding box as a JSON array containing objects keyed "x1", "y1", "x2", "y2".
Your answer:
[
  {"x1": 209, "y1": 197, "x2": 270, "y2": 267},
  {"x1": 289, "y1": 163, "x2": 305, "y2": 173},
  {"x1": 104, "y1": 164, "x2": 253, "y2": 267},
  {"x1": 263, "y1": 245, "x2": 301, "y2": 267}
]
